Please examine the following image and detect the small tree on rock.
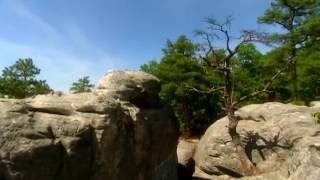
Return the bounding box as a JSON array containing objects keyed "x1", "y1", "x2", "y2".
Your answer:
[{"x1": 195, "y1": 17, "x2": 286, "y2": 175}]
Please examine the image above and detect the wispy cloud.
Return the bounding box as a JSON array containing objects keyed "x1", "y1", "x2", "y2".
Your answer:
[
  {"x1": 0, "y1": 0, "x2": 125, "y2": 92},
  {"x1": 5, "y1": 0, "x2": 60, "y2": 40},
  {"x1": 0, "y1": 38, "x2": 122, "y2": 91}
]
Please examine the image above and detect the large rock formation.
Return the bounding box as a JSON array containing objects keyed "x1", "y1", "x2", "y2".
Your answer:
[
  {"x1": 194, "y1": 102, "x2": 320, "y2": 180},
  {"x1": 176, "y1": 139, "x2": 198, "y2": 180},
  {"x1": 0, "y1": 70, "x2": 179, "y2": 180}
]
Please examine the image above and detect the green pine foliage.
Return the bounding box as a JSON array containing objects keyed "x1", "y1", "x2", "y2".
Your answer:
[
  {"x1": 233, "y1": 43, "x2": 266, "y2": 103},
  {"x1": 70, "y1": 76, "x2": 94, "y2": 93},
  {"x1": 258, "y1": 0, "x2": 320, "y2": 101},
  {"x1": 141, "y1": 36, "x2": 223, "y2": 135},
  {"x1": 0, "y1": 58, "x2": 52, "y2": 98},
  {"x1": 0, "y1": 0, "x2": 318, "y2": 136}
]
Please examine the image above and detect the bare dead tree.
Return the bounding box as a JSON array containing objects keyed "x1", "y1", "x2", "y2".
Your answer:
[{"x1": 194, "y1": 17, "x2": 285, "y2": 176}]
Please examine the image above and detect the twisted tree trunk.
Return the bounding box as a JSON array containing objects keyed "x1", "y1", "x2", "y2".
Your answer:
[{"x1": 224, "y1": 57, "x2": 256, "y2": 175}]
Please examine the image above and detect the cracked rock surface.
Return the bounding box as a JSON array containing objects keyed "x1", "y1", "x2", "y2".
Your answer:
[{"x1": 0, "y1": 70, "x2": 179, "y2": 180}]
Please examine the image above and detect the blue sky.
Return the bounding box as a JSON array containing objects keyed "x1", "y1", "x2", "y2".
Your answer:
[{"x1": 0, "y1": 0, "x2": 273, "y2": 91}]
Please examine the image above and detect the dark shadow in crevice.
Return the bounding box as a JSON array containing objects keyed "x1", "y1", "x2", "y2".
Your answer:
[
  {"x1": 129, "y1": 92, "x2": 161, "y2": 109},
  {"x1": 27, "y1": 107, "x2": 72, "y2": 116},
  {"x1": 0, "y1": 167, "x2": 7, "y2": 180},
  {"x1": 177, "y1": 158, "x2": 195, "y2": 180},
  {"x1": 192, "y1": 178, "x2": 211, "y2": 180},
  {"x1": 216, "y1": 166, "x2": 243, "y2": 178}
]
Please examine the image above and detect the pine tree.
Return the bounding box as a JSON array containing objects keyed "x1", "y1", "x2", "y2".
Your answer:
[
  {"x1": 70, "y1": 76, "x2": 94, "y2": 93},
  {"x1": 0, "y1": 58, "x2": 51, "y2": 98},
  {"x1": 258, "y1": 0, "x2": 320, "y2": 100}
]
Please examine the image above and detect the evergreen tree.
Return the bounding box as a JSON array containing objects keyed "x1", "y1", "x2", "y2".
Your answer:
[
  {"x1": 258, "y1": 0, "x2": 320, "y2": 100},
  {"x1": 141, "y1": 36, "x2": 223, "y2": 135},
  {"x1": 140, "y1": 60, "x2": 158, "y2": 75},
  {"x1": 233, "y1": 43, "x2": 265, "y2": 103},
  {"x1": 0, "y1": 58, "x2": 51, "y2": 98},
  {"x1": 70, "y1": 76, "x2": 94, "y2": 93}
]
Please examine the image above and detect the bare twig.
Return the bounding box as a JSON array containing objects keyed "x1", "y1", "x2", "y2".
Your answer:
[
  {"x1": 233, "y1": 89, "x2": 271, "y2": 106},
  {"x1": 186, "y1": 84, "x2": 224, "y2": 94}
]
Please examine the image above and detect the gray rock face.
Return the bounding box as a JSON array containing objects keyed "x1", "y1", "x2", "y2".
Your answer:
[
  {"x1": 0, "y1": 70, "x2": 179, "y2": 180},
  {"x1": 194, "y1": 102, "x2": 320, "y2": 180}
]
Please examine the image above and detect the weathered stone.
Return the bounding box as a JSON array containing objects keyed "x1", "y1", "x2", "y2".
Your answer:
[
  {"x1": 194, "y1": 102, "x2": 320, "y2": 179},
  {"x1": 95, "y1": 70, "x2": 161, "y2": 108},
  {"x1": 0, "y1": 70, "x2": 178, "y2": 180},
  {"x1": 310, "y1": 101, "x2": 320, "y2": 107},
  {"x1": 176, "y1": 139, "x2": 198, "y2": 180}
]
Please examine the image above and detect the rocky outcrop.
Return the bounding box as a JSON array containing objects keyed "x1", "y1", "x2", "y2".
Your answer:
[
  {"x1": 0, "y1": 70, "x2": 179, "y2": 180},
  {"x1": 310, "y1": 101, "x2": 320, "y2": 108},
  {"x1": 194, "y1": 102, "x2": 320, "y2": 180},
  {"x1": 176, "y1": 139, "x2": 198, "y2": 180}
]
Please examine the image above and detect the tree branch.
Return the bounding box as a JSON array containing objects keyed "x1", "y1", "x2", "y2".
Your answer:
[{"x1": 186, "y1": 84, "x2": 224, "y2": 94}]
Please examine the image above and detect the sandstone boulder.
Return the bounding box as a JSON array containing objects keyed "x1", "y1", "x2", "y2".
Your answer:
[
  {"x1": 176, "y1": 139, "x2": 198, "y2": 180},
  {"x1": 96, "y1": 70, "x2": 161, "y2": 107},
  {"x1": 194, "y1": 102, "x2": 320, "y2": 180},
  {"x1": 310, "y1": 101, "x2": 320, "y2": 108},
  {"x1": 0, "y1": 70, "x2": 178, "y2": 180}
]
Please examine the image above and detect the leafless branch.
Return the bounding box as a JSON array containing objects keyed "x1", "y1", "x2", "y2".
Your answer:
[
  {"x1": 197, "y1": 18, "x2": 271, "y2": 79},
  {"x1": 195, "y1": 30, "x2": 215, "y2": 67},
  {"x1": 205, "y1": 17, "x2": 234, "y2": 55},
  {"x1": 233, "y1": 89, "x2": 271, "y2": 106},
  {"x1": 186, "y1": 84, "x2": 224, "y2": 94},
  {"x1": 196, "y1": 17, "x2": 282, "y2": 107}
]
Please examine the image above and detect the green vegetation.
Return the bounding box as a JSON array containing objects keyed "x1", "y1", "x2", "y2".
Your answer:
[
  {"x1": 258, "y1": 0, "x2": 320, "y2": 101},
  {"x1": 140, "y1": 0, "x2": 320, "y2": 135},
  {"x1": 0, "y1": 1, "x2": 317, "y2": 178},
  {"x1": 0, "y1": 1, "x2": 318, "y2": 176},
  {"x1": 0, "y1": 0, "x2": 318, "y2": 137},
  {"x1": 233, "y1": 43, "x2": 265, "y2": 103},
  {"x1": 313, "y1": 112, "x2": 320, "y2": 124},
  {"x1": 0, "y1": 58, "x2": 51, "y2": 98},
  {"x1": 70, "y1": 76, "x2": 94, "y2": 93},
  {"x1": 141, "y1": 36, "x2": 223, "y2": 135}
]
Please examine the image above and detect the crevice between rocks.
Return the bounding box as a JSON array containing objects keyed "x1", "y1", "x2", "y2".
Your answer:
[
  {"x1": 27, "y1": 107, "x2": 72, "y2": 116},
  {"x1": 215, "y1": 166, "x2": 243, "y2": 178}
]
